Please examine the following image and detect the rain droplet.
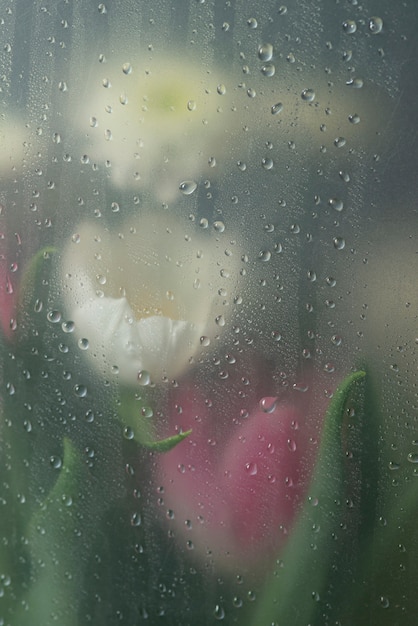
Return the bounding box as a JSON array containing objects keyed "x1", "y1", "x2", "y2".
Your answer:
[
  {"x1": 47, "y1": 310, "x2": 62, "y2": 323},
  {"x1": 258, "y1": 43, "x2": 273, "y2": 61},
  {"x1": 217, "y1": 83, "x2": 226, "y2": 95},
  {"x1": 334, "y1": 136, "x2": 347, "y2": 148},
  {"x1": 122, "y1": 62, "x2": 132, "y2": 75},
  {"x1": 215, "y1": 315, "x2": 225, "y2": 327},
  {"x1": 62, "y1": 320, "x2": 75, "y2": 333},
  {"x1": 348, "y1": 113, "x2": 360, "y2": 124},
  {"x1": 78, "y1": 338, "x2": 89, "y2": 350},
  {"x1": 261, "y1": 63, "x2": 275, "y2": 77},
  {"x1": 200, "y1": 336, "x2": 211, "y2": 346},
  {"x1": 333, "y1": 236, "x2": 346, "y2": 250},
  {"x1": 259, "y1": 397, "x2": 277, "y2": 413},
  {"x1": 179, "y1": 180, "x2": 197, "y2": 195},
  {"x1": 247, "y1": 17, "x2": 258, "y2": 29},
  {"x1": 301, "y1": 89, "x2": 315, "y2": 102},
  {"x1": 342, "y1": 20, "x2": 357, "y2": 34},
  {"x1": 407, "y1": 452, "x2": 418, "y2": 464},
  {"x1": 271, "y1": 102, "x2": 283, "y2": 115},
  {"x1": 74, "y1": 384, "x2": 87, "y2": 398},
  {"x1": 259, "y1": 250, "x2": 271, "y2": 262},
  {"x1": 138, "y1": 370, "x2": 151, "y2": 386},
  {"x1": 328, "y1": 197, "x2": 344, "y2": 212},
  {"x1": 213, "y1": 220, "x2": 225, "y2": 233},
  {"x1": 50, "y1": 456, "x2": 62, "y2": 470},
  {"x1": 369, "y1": 17, "x2": 383, "y2": 34},
  {"x1": 261, "y1": 157, "x2": 274, "y2": 171},
  {"x1": 245, "y1": 462, "x2": 258, "y2": 476}
]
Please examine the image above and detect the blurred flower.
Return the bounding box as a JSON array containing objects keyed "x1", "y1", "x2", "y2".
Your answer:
[
  {"x1": 157, "y1": 384, "x2": 319, "y2": 572},
  {"x1": 61, "y1": 211, "x2": 241, "y2": 384},
  {"x1": 77, "y1": 54, "x2": 238, "y2": 202}
]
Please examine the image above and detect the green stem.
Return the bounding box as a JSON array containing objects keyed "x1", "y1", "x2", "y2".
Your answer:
[{"x1": 250, "y1": 370, "x2": 366, "y2": 626}]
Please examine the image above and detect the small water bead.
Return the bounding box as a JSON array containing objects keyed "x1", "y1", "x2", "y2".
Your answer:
[
  {"x1": 179, "y1": 180, "x2": 197, "y2": 195},
  {"x1": 259, "y1": 250, "x2": 271, "y2": 262},
  {"x1": 50, "y1": 456, "x2": 62, "y2": 470},
  {"x1": 261, "y1": 63, "x2": 275, "y2": 77},
  {"x1": 245, "y1": 462, "x2": 258, "y2": 476},
  {"x1": 62, "y1": 320, "x2": 75, "y2": 333},
  {"x1": 213, "y1": 221, "x2": 225, "y2": 233},
  {"x1": 271, "y1": 102, "x2": 283, "y2": 115},
  {"x1": 78, "y1": 338, "x2": 89, "y2": 350},
  {"x1": 74, "y1": 384, "x2": 87, "y2": 398},
  {"x1": 258, "y1": 43, "x2": 273, "y2": 61},
  {"x1": 217, "y1": 83, "x2": 226, "y2": 95},
  {"x1": 259, "y1": 397, "x2": 277, "y2": 413},
  {"x1": 334, "y1": 136, "x2": 347, "y2": 148},
  {"x1": 122, "y1": 62, "x2": 132, "y2": 75},
  {"x1": 247, "y1": 17, "x2": 258, "y2": 29},
  {"x1": 187, "y1": 100, "x2": 196, "y2": 111},
  {"x1": 301, "y1": 88, "x2": 315, "y2": 102},
  {"x1": 333, "y1": 236, "x2": 346, "y2": 250},
  {"x1": 407, "y1": 452, "x2": 418, "y2": 464},
  {"x1": 237, "y1": 160, "x2": 247, "y2": 171},
  {"x1": 47, "y1": 310, "x2": 62, "y2": 323},
  {"x1": 200, "y1": 336, "x2": 211, "y2": 347},
  {"x1": 213, "y1": 605, "x2": 225, "y2": 620},
  {"x1": 348, "y1": 113, "x2": 361, "y2": 124},
  {"x1": 138, "y1": 370, "x2": 151, "y2": 386},
  {"x1": 261, "y1": 157, "x2": 274, "y2": 170},
  {"x1": 278, "y1": 5, "x2": 287, "y2": 15},
  {"x1": 342, "y1": 20, "x2": 357, "y2": 34},
  {"x1": 369, "y1": 17, "x2": 383, "y2": 34},
  {"x1": 328, "y1": 197, "x2": 344, "y2": 212},
  {"x1": 346, "y1": 77, "x2": 364, "y2": 88}
]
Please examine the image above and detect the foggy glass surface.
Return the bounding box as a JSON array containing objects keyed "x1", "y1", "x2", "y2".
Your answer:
[{"x1": 0, "y1": 1, "x2": 417, "y2": 624}]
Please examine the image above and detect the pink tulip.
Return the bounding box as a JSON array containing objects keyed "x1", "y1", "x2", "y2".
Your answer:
[
  {"x1": 156, "y1": 383, "x2": 319, "y2": 573},
  {"x1": 0, "y1": 230, "x2": 18, "y2": 341}
]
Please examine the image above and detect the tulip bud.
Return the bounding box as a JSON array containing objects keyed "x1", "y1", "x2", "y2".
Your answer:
[{"x1": 157, "y1": 386, "x2": 317, "y2": 573}]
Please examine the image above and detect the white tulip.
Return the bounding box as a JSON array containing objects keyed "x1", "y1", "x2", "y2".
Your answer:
[
  {"x1": 60, "y1": 212, "x2": 241, "y2": 385},
  {"x1": 76, "y1": 54, "x2": 238, "y2": 202}
]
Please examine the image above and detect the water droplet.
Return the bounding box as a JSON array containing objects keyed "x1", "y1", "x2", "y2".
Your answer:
[
  {"x1": 342, "y1": 20, "x2": 357, "y2": 34},
  {"x1": 122, "y1": 62, "x2": 132, "y2": 75},
  {"x1": 334, "y1": 137, "x2": 347, "y2": 148},
  {"x1": 271, "y1": 102, "x2": 283, "y2": 115},
  {"x1": 124, "y1": 426, "x2": 134, "y2": 440},
  {"x1": 333, "y1": 237, "x2": 346, "y2": 250},
  {"x1": 138, "y1": 370, "x2": 151, "y2": 386},
  {"x1": 379, "y1": 596, "x2": 390, "y2": 609},
  {"x1": 407, "y1": 452, "x2": 418, "y2": 464},
  {"x1": 348, "y1": 113, "x2": 361, "y2": 124},
  {"x1": 217, "y1": 83, "x2": 226, "y2": 95},
  {"x1": 261, "y1": 63, "x2": 275, "y2": 77},
  {"x1": 215, "y1": 315, "x2": 225, "y2": 327},
  {"x1": 62, "y1": 320, "x2": 75, "y2": 333},
  {"x1": 346, "y1": 77, "x2": 364, "y2": 88},
  {"x1": 369, "y1": 16, "x2": 383, "y2": 34},
  {"x1": 328, "y1": 198, "x2": 344, "y2": 212},
  {"x1": 179, "y1": 180, "x2": 197, "y2": 196},
  {"x1": 258, "y1": 43, "x2": 273, "y2": 61},
  {"x1": 247, "y1": 17, "x2": 258, "y2": 29},
  {"x1": 74, "y1": 384, "x2": 87, "y2": 398},
  {"x1": 261, "y1": 157, "x2": 274, "y2": 170},
  {"x1": 213, "y1": 220, "x2": 225, "y2": 233},
  {"x1": 187, "y1": 99, "x2": 196, "y2": 111},
  {"x1": 245, "y1": 462, "x2": 258, "y2": 476},
  {"x1": 50, "y1": 456, "x2": 62, "y2": 470},
  {"x1": 259, "y1": 397, "x2": 277, "y2": 413},
  {"x1": 301, "y1": 88, "x2": 315, "y2": 102},
  {"x1": 47, "y1": 310, "x2": 62, "y2": 323},
  {"x1": 131, "y1": 512, "x2": 142, "y2": 527},
  {"x1": 78, "y1": 338, "x2": 89, "y2": 350},
  {"x1": 258, "y1": 250, "x2": 271, "y2": 262},
  {"x1": 200, "y1": 336, "x2": 211, "y2": 347},
  {"x1": 278, "y1": 5, "x2": 287, "y2": 15}
]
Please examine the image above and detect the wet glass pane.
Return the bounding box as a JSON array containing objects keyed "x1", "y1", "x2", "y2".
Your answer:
[{"x1": 1, "y1": 1, "x2": 417, "y2": 624}]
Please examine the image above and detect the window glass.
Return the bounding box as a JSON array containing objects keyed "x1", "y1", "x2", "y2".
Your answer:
[{"x1": 1, "y1": 1, "x2": 417, "y2": 624}]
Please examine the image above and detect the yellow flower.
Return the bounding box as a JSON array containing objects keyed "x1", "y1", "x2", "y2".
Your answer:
[
  {"x1": 79, "y1": 55, "x2": 237, "y2": 202},
  {"x1": 61, "y1": 211, "x2": 240, "y2": 384}
]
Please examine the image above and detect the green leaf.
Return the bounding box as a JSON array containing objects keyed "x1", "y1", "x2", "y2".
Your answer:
[
  {"x1": 250, "y1": 370, "x2": 366, "y2": 626},
  {"x1": 118, "y1": 390, "x2": 192, "y2": 452},
  {"x1": 142, "y1": 428, "x2": 192, "y2": 452},
  {"x1": 15, "y1": 438, "x2": 86, "y2": 626}
]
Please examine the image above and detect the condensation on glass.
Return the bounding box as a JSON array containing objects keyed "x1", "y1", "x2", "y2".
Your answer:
[{"x1": 0, "y1": 1, "x2": 417, "y2": 624}]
